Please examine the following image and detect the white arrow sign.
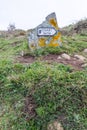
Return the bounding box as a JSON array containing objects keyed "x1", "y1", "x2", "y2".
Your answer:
[{"x1": 37, "y1": 27, "x2": 57, "y2": 36}]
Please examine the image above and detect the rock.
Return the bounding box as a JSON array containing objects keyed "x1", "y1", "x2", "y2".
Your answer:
[
  {"x1": 83, "y1": 49, "x2": 87, "y2": 53},
  {"x1": 47, "y1": 121, "x2": 64, "y2": 130},
  {"x1": 81, "y1": 63, "x2": 87, "y2": 68},
  {"x1": 61, "y1": 53, "x2": 71, "y2": 60},
  {"x1": 74, "y1": 55, "x2": 86, "y2": 61},
  {"x1": 57, "y1": 56, "x2": 62, "y2": 60},
  {"x1": 28, "y1": 12, "x2": 62, "y2": 50},
  {"x1": 20, "y1": 51, "x2": 24, "y2": 56}
]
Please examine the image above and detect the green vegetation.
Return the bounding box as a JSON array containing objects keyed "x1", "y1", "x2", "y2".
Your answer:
[
  {"x1": 28, "y1": 34, "x2": 87, "y2": 56},
  {"x1": 0, "y1": 33, "x2": 87, "y2": 130}
]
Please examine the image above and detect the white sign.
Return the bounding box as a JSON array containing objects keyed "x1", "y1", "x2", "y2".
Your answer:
[{"x1": 37, "y1": 27, "x2": 57, "y2": 36}]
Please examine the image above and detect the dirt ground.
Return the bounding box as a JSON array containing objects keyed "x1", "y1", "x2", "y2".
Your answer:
[
  {"x1": 23, "y1": 95, "x2": 37, "y2": 121},
  {"x1": 16, "y1": 54, "x2": 84, "y2": 70}
]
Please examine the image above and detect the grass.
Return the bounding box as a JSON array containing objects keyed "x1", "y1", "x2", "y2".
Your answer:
[
  {"x1": 27, "y1": 34, "x2": 87, "y2": 56},
  {"x1": 0, "y1": 33, "x2": 87, "y2": 130}
]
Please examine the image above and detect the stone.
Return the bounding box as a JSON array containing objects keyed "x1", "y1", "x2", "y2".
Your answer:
[
  {"x1": 28, "y1": 12, "x2": 62, "y2": 50},
  {"x1": 57, "y1": 56, "x2": 62, "y2": 60},
  {"x1": 47, "y1": 121, "x2": 64, "y2": 130},
  {"x1": 61, "y1": 53, "x2": 71, "y2": 60},
  {"x1": 20, "y1": 51, "x2": 25, "y2": 56},
  {"x1": 83, "y1": 49, "x2": 87, "y2": 53},
  {"x1": 74, "y1": 55, "x2": 86, "y2": 61},
  {"x1": 81, "y1": 63, "x2": 87, "y2": 68}
]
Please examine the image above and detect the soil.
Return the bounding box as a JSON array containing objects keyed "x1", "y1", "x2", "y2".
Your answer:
[
  {"x1": 43, "y1": 54, "x2": 84, "y2": 70},
  {"x1": 23, "y1": 95, "x2": 37, "y2": 121},
  {"x1": 16, "y1": 55, "x2": 35, "y2": 64},
  {"x1": 16, "y1": 54, "x2": 84, "y2": 70}
]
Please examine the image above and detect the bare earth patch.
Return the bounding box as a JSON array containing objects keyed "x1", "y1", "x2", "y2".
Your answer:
[
  {"x1": 43, "y1": 54, "x2": 84, "y2": 70},
  {"x1": 23, "y1": 95, "x2": 37, "y2": 121},
  {"x1": 16, "y1": 54, "x2": 84, "y2": 70},
  {"x1": 16, "y1": 55, "x2": 35, "y2": 64}
]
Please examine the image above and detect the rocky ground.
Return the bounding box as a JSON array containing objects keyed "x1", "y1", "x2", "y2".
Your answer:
[{"x1": 16, "y1": 49, "x2": 87, "y2": 70}]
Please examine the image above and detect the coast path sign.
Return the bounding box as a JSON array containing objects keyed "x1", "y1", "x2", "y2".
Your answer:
[
  {"x1": 28, "y1": 12, "x2": 62, "y2": 50},
  {"x1": 37, "y1": 27, "x2": 57, "y2": 36}
]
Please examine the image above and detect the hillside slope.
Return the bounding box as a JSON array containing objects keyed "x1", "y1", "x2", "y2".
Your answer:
[
  {"x1": 61, "y1": 19, "x2": 87, "y2": 36},
  {"x1": 0, "y1": 22, "x2": 87, "y2": 130}
]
